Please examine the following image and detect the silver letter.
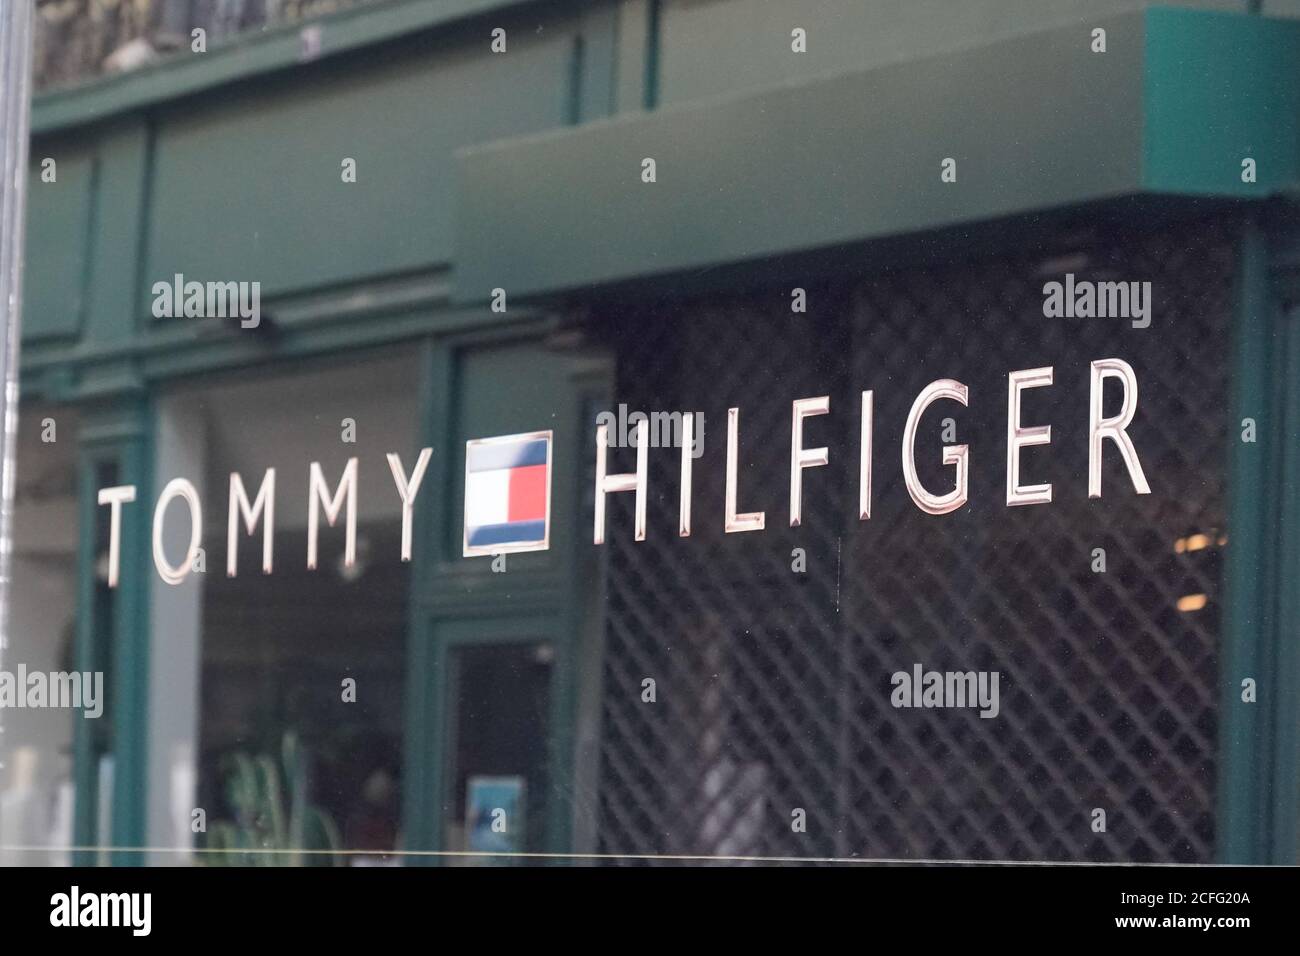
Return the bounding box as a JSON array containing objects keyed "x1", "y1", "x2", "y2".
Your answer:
[
  {"x1": 308, "y1": 459, "x2": 358, "y2": 569},
  {"x1": 903, "y1": 379, "x2": 969, "y2": 515},
  {"x1": 725, "y1": 407, "x2": 765, "y2": 533},
  {"x1": 679, "y1": 413, "x2": 693, "y2": 537},
  {"x1": 790, "y1": 396, "x2": 829, "y2": 527},
  {"x1": 228, "y1": 469, "x2": 276, "y2": 576},
  {"x1": 594, "y1": 419, "x2": 647, "y2": 544},
  {"x1": 97, "y1": 485, "x2": 136, "y2": 589},
  {"x1": 859, "y1": 390, "x2": 873, "y2": 520},
  {"x1": 153, "y1": 478, "x2": 203, "y2": 586},
  {"x1": 1006, "y1": 367, "x2": 1054, "y2": 507},
  {"x1": 1088, "y1": 358, "x2": 1151, "y2": 498},
  {"x1": 387, "y1": 449, "x2": 432, "y2": 561}
]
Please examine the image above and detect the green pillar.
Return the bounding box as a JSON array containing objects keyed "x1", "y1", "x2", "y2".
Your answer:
[
  {"x1": 73, "y1": 397, "x2": 152, "y2": 865},
  {"x1": 1217, "y1": 218, "x2": 1300, "y2": 864}
]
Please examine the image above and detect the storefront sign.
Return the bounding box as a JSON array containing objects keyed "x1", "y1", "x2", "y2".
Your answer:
[{"x1": 95, "y1": 358, "x2": 1150, "y2": 585}]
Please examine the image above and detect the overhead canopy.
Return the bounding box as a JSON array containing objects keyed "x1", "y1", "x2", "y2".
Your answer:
[{"x1": 453, "y1": 7, "x2": 1300, "y2": 302}]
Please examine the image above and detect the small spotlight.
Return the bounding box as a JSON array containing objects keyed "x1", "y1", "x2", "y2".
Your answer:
[{"x1": 1177, "y1": 594, "x2": 1208, "y2": 612}]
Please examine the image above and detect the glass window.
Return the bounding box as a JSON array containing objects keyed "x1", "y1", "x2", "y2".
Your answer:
[
  {"x1": 0, "y1": 405, "x2": 79, "y2": 865},
  {"x1": 443, "y1": 641, "x2": 554, "y2": 860},
  {"x1": 148, "y1": 350, "x2": 419, "y2": 865}
]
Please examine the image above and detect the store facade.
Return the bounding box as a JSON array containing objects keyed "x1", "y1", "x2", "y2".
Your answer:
[{"x1": 4, "y1": 0, "x2": 1300, "y2": 864}]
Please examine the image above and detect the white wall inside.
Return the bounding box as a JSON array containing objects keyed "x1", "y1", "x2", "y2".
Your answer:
[{"x1": 146, "y1": 397, "x2": 207, "y2": 864}]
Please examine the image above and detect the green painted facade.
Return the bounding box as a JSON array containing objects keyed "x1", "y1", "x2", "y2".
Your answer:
[{"x1": 18, "y1": 0, "x2": 1300, "y2": 863}]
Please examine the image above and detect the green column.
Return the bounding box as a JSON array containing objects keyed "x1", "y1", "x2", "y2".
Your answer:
[
  {"x1": 1217, "y1": 221, "x2": 1270, "y2": 863},
  {"x1": 1216, "y1": 218, "x2": 1300, "y2": 864},
  {"x1": 72, "y1": 397, "x2": 153, "y2": 865}
]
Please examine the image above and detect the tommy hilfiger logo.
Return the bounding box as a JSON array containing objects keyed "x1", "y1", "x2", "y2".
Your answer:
[
  {"x1": 463, "y1": 431, "x2": 552, "y2": 556},
  {"x1": 92, "y1": 358, "x2": 1149, "y2": 584}
]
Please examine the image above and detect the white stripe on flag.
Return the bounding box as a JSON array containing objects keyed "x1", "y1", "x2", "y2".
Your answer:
[{"x1": 465, "y1": 468, "x2": 512, "y2": 528}]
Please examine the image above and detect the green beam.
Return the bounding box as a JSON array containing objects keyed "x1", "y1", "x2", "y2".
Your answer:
[
  {"x1": 31, "y1": 0, "x2": 545, "y2": 136},
  {"x1": 456, "y1": 8, "x2": 1140, "y2": 300},
  {"x1": 454, "y1": 7, "x2": 1300, "y2": 302}
]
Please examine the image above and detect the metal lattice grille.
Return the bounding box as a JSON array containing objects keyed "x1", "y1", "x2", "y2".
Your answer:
[{"x1": 591, "y1": 220, "x2": 1233, "y2": 862}]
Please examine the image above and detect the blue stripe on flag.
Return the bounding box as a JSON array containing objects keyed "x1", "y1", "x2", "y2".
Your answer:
[
  {"x1": 468, "y1": 519, "x2": 547, "y2": 547},
  {"x1": 467, "y1": 438, "x2": 549, "y2": 473}
]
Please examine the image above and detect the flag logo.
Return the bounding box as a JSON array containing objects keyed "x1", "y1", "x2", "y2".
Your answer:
[{"x1": 463, "y1": 430, "x2": 552, "y2": 556}]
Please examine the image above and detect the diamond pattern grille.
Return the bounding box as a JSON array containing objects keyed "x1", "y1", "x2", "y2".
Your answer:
[{"x1": 590, "y1": 222, "x2": 1232, "y2": 863}]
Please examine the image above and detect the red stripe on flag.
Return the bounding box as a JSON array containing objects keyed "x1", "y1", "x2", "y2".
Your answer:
[{"x1": 507, "y1": 464, "x2": 547, "y2": 522}]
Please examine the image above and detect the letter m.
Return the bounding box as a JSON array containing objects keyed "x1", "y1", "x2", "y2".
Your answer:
[
  {"x1": 308, "y1": 459, "x2": 357, "y2": 570},
  {"x1": 1096, "y1": 281, "x2": 1129, "y2": 318},
  {"x1": 207, "y1": 281, "x2": 240, "y2": 319}
]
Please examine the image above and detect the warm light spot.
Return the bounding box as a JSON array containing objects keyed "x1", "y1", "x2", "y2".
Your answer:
[
  {"x1": 1177, "y1": 594, "x2": 1208, "y2": 613},
  {"x1": 1175, "y1": 533, "x2": 1215, "y2": 554}
]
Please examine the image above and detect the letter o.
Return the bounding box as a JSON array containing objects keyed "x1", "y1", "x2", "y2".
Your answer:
[{"x1": 153, "y1": 478, "x2": 203, "y2": 585}]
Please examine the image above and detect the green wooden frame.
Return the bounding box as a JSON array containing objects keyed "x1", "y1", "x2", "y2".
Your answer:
[
  {"x1": 401, "y1": 325, "x2": 606, "y2": 863},
  {"x1": 30, "y1": 0, "x2": 554, "y2": 137},
  {"x1": 1268, "y1": 299, "x2": 1300, "y2": 863},
  {"x1": 71, "y1": 398, "x2": 153, "y2": 865},
  {"x1": 1217, "y1": 215, "x2": 1300, "y2": 864},
  {"x1": 423, "y1": 614, "x2": 574, "y2": 858},
  {"x1": 71, "y1": 444, "x2": 112, "y2": 864}
]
